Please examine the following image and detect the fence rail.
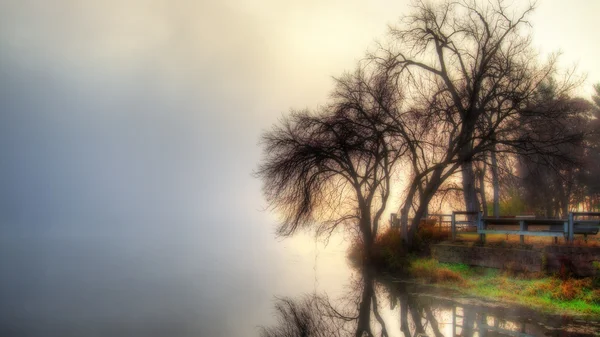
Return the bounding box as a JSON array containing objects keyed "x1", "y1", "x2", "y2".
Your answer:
[
  {"x1": 450, "y1": 211, "x2": 600, "y2": 243},
  {"x1": 390, "y1": 211, "x2": 600, "y2": 243}
]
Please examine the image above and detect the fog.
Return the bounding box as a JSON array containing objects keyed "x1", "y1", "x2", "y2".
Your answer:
[{"x1": 0, "y1": 0, "x2": 598, "y2": 336}]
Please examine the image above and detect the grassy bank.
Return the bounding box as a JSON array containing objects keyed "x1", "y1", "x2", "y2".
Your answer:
[
  {"x1": 348, "y1": 227, "x2": 600, "y2": 316},
  {"x1": 408, "y1": 258, "x2": 600, "y2": 316}
]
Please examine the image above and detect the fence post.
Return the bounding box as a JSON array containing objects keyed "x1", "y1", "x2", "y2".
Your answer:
[
  {"x1": 519, "y1": 220, "x2": 525, "y2": 244},
  {"x1": 478, "y1": 211, "x2": 485, "y2": 243},
  {"x1": 451, "y1": 212, "x2": 456, "y2": 241},
  {"x1": 568, "y1": 212, "x2": 574, "y2": 243},
  {"x1": 401, "y1": 216, "x2": 407, "y2": 240}
]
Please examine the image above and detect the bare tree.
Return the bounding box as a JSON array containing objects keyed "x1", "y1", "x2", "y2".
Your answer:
[
  {"x1": 256, "y1": 68, "x2": 406, "y2": 255},
  {"x1": 257, "y1": 0, "x2": 588, "y2": 249},
  {"x1": 370, "y1": 0, "x2": 583, "y2": 242}
]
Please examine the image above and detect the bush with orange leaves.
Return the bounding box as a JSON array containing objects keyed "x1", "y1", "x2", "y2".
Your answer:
[
  {"x1": 347, "y1": 219, "x2": 452, "y2": 271},
  {"x1": 371, "y1": 228, "x2": 408, "y2": 271},
  {"x1": 347, "y1": 227, "x2": 408, "y2": 271}
]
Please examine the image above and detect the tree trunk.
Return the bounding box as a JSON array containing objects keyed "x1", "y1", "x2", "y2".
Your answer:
[
  {"x1": 362, "y1": 225, "x2": 373, "y2": 261},
  {"x1": 405, "y1": 168, "x2": 444, "y2": 246},
  {"x1": 491, "y1": 149, "x2": 500, "y2": 217},
  {"x1": 400, "y1": 180, "x2": 420, "y2": 244},
  {"x1": 408, "y1": 200, "x2": 429, "y2": 242},
  {"x1": 462, "y1": 161, "x2": 480, "y2": 213},
  {"x1": 359, "y1": 203, "x2": 374, "y2": 259},
  {"x1": 479, "y1": 158, "x2": 488, "y2": 217}
]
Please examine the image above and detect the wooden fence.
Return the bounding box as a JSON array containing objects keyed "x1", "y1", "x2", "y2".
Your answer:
[
  {"x1": 450, "y1": 211, "x2": 600, "y2": 243},
  {"x1": 391, "y1": 211, "x2": 600, "y2": 243}
]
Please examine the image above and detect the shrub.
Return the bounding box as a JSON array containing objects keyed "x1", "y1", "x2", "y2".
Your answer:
[
  {"x1": 410, "y1": 219, "x2": 450, "y2": 255},
  {"x1": 557, "y1": 278, "x2": 591, "y2": 301},
  {"x1": 418, "y1": 219, "x2": 450, "y2": 241},
  {"x1": 347, "y1": 228, "x2": 408, "y2": 271},
  {"x1": 525, "y1": 277, "x2": 593, "y2": 302},
  {"x1": 371, "y1": 228, "x2": 407, "y2": 271}
]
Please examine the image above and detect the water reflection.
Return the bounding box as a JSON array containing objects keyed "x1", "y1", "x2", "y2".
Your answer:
[{"x1": 261, "y1": 268, "x2": 600, "y2": 337}]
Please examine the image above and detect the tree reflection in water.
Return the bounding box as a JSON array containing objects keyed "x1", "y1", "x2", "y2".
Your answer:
[{"x1": 260, "y1": 268, "x2": 600, "y2": 337}]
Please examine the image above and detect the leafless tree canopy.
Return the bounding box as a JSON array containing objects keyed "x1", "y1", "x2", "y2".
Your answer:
[
  {"x1": 256, "y1": 69, "x2": 406, "y2": 246},
  {"x1": 257, "y1": 0, "x2": 592, "y2": 247},
  {"x1": 370, "y1": 0, "x2": 586, "y2": 239}
]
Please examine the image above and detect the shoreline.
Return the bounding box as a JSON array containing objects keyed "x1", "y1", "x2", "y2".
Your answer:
[{"x1": 399, "y1": 257, "x2": 600, "y2": 317}]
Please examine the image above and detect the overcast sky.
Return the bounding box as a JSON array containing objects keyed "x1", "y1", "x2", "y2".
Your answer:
[{"x1": 1, "y1": 0, "x2": 599, "y2": 237}]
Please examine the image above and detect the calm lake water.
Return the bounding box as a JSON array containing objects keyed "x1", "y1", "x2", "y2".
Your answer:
[{"x1": 1, "y1": 231, "x2": 598, "y2": 336}]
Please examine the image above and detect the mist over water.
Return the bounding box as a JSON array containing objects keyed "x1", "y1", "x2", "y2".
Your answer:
[
  {"x1": 0, "y1": 1, "x2": 359, "y2": 334},
  {"x1": 0, "y1": 226, "x2": 350, "y2": 336}
]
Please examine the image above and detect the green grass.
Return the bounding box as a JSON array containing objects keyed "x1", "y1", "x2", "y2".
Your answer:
[{"x1": 408, "y1": 258, "x2": 600, "y2": 316}]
